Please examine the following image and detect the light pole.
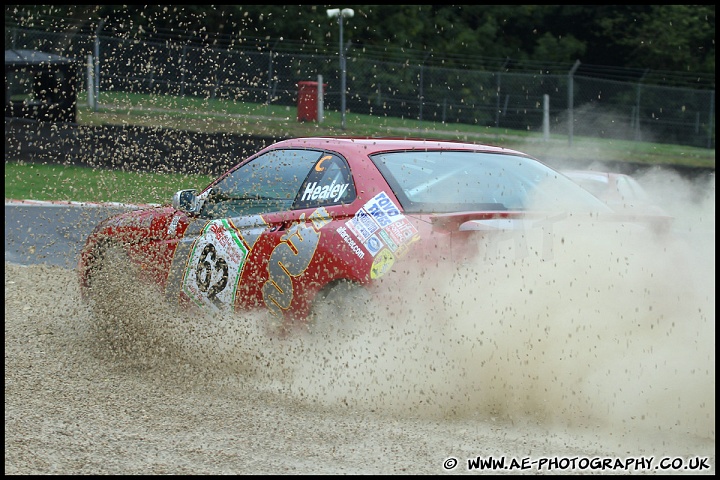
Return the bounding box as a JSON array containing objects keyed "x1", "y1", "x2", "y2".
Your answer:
[{"x1": 327, "y1": 8, "x2": 354, "y2": 130}]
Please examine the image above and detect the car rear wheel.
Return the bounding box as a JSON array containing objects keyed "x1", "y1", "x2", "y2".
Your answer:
[{"x1": 306, "y1": 279, "x2": 371, "y2": 335}]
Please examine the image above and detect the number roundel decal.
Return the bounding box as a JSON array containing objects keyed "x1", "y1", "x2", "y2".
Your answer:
[{"x1": 182, "y1": 219, "x2": 249, "y2": 311}]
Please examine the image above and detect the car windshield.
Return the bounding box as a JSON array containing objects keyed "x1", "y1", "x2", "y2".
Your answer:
[
  {"x1": 199, "y1": 149, "x2": 323, "y2": 218},
  {"x1": 370, "y1": 150, "x2": 612, "y2": 213}
]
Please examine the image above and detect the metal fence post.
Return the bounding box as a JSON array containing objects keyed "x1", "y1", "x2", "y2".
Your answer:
[
  {"x1": 568, "y1": 60, "x2": 580, "y2": 146},
  {"x1": 635, "y1": 69, "x2": 649, "y2": 141},
  {"x1": 86, "y1": 54, "x2": 95, "y2": 108},
  {"x1": 543, "y1": 94, "x2": 550, "y2": 141},
  {"x1": 708, "y1": 90, "x2": 715, "y2": 149},
  {"x1": 93, "y1": 20, "x2": 104, "y2": 112},
  {"x1": 318, "y1": 74, "x2": 324, "y2": 124}
]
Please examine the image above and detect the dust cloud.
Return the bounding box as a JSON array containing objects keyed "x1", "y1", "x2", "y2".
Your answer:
[
  {"x1": 91, "y1": 168, "x2": 714, "y2": 433},
  {"x1": 5, "y1": 168, "x2": 714, "y2": 474},
  {"x1": 260, "y1": 168, "x2": 715, "y2": 437}
]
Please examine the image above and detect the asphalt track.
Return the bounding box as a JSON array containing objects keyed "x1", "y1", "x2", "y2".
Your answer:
[{"x1": 4, "y1": 200, "x2": 154, "y2": 268}]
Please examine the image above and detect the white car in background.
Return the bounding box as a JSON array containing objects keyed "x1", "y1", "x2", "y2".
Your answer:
[{"x1": 561, "y1": 170, "x2": 665, "y2": 215}]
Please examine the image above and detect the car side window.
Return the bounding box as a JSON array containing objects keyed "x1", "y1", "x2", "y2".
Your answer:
[
  {"x1": 201, "y1": 148, "x2": 323, "y2": 218},
  {"x1": 293, "y1": 153, "x2": 356, "y2": 209}
]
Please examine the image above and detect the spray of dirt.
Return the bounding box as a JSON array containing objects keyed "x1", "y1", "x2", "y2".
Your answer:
[
  {"x1": 75, "y1": 167, "x2": 714, "y2": 447},
  {"x1": 282, "y1": 198, "x2": 713, "y2": 438}
]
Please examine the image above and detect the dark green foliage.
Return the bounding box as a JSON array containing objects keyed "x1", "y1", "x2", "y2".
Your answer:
[{"x1": 6, "y1": 5, "x2": 715, "y2": 76}]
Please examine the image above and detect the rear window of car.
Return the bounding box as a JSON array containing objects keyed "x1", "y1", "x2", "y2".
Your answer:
[{"x1": 369, "y1": 150, "x2": 612, "y2": 213}]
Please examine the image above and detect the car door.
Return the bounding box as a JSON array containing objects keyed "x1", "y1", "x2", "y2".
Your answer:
[
  {"x1": 241, "y1": 151, "x2": 358, "y2": 320},
  {"x1": 165, "y1": 148, "x2": 357, "y2": 321}
]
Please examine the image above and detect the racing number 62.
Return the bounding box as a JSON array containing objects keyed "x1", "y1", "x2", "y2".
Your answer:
[{"x1": 195, "y1": 243, "x2": 228, "y2": 300}]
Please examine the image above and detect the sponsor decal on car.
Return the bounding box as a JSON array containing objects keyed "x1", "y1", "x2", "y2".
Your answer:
[
  {"x1": 167, "y1": 214, "x2": 181, "y2": 235},
  {"x1": 336, "y1": 225, "x2": 365, "y2": 259},
  {"x1": 364, "y1": 191, "x2": 402, "y2": 227},
  {"x1": 384, "y1": 216, "x2": 420, "y2": 246},
  {"x1": 314, "y1": 155, "x2": 332, "y2": 171},
  {"x1": 346, "y1": 208, "x2": 380, "y2": 241},
  {"x1": 370, "y1": 248, "x2": 395, "y2": 279},
  {"x1": 181, "y1": 219, "x2": 249, "y2": 311},
  {"x1": 344, "y1": 191, "x2": 420, "y2": 276},
  {"x1": 377, "y1": 229, "x2": 399, "y2": 252},
  {"x1": 363, "y1": 234, "x2": 384, "y2": 257},
  {"x1": 262, "y1": 207, "x2": 331, "y2": 317},
  {"x1": 300, "y1": 180, "x2": 349, "y2": 203}
]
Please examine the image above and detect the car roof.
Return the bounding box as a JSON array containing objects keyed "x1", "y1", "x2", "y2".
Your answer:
[{"x1": 266, "y1": 136, "x2": 530, "y2": 157}]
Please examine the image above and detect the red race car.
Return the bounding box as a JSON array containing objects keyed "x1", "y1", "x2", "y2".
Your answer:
[{"x1": 77, "y1": 137, "x2": 665, "y2": 331}]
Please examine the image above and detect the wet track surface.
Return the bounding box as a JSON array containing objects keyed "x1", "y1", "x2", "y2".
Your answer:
[{"x1": 5, "y1": 203, "x2": 136, "y2": 267}]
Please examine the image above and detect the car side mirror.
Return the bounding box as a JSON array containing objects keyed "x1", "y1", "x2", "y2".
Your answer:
[{"x1": 172, "y1": 189, "x2": 200, "y2": 214}]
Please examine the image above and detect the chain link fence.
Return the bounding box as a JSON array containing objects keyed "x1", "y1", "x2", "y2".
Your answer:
[{"x1": 6, "y1": 26, "x2": 715, "y2": 149}]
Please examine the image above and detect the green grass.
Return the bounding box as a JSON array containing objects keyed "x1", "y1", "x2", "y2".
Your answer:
[
  {"x1": 5, "y1": 90, "x2": 715, "y2": 204},
  {"x1": 5, "y1": 161, "x2": 213, "y2": 204},
  {"x1": 78, "y1": 91, "x2": 715, "y2": 168}
]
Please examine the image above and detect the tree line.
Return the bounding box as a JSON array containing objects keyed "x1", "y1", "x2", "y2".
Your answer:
[{"x1": 6, "y1": 5, "x2": 715, "y2": 84}]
